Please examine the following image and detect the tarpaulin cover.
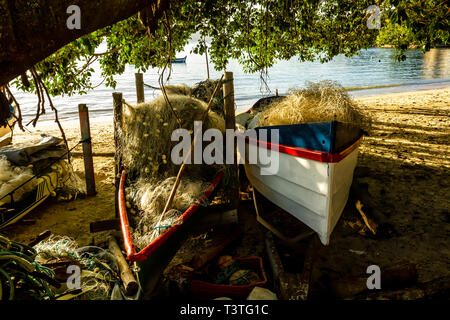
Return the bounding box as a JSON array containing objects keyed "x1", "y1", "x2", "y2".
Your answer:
[{"x1": 0, "y1": 134, "x2": 66, "y2": 166}]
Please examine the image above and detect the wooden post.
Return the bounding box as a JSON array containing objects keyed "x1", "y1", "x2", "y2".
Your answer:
[
  {"x1": 108, "y1": 236, "x2": 139, "y2": 295},
  {"x1": 223, "y1": 72, "x2": 239, "y2": 209},
  {"x1": 135, "y1": 73, "x2": 145, "y2": 104},
  {"x1": 113, "y1": 92, "x2": 123, "y2": 218},
  {"x1": 78, "y1": 104, "x2": 96, "y2": 196}
]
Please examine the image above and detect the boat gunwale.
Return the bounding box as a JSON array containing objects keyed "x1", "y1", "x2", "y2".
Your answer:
[
  {"x1": 242, "y1": 134, "x2": 363, "y2": 163},
  {"x1": 118, "y1": 169, "x2": 224, "y2": 262}
]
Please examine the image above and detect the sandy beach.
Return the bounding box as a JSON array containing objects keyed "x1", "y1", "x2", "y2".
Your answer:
[{"x1": 2, "y1": 87, "x2": 449, "y2": 298}]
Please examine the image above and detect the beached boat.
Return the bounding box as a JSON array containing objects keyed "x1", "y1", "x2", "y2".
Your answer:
[
  {"x1": 0, "y1": 104, "x2": 15, "y2": 138},
  {"x1": 118, "y1": 169, "x2": 224, "y2": 297},
  {"x1": 238, "y1": 98, "x2": 363, "y2": 245},
  {"x1": 0, "y1": 160, "x2": 70, "y2": 229},
  {"x1": 172, "y1": 56, "x2": 187, "y2": 63}
]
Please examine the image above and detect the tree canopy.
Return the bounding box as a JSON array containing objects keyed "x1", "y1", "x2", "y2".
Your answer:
[{"x1": 1, "y1": 0, "x2": 448, "y2": 128}]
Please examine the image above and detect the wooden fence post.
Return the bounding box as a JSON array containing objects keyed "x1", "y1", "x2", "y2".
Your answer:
[
  {"x1": 223, "y1": 72, "x2": 239, "y2": 209},
  {"x1": 78, "y1": 104, "x2": 96, "y2": 196},
  {"x1": 135, "y1": 73, "x2": 145, "y2": 104},
  {"x1": 113, "y1": 92, "x2": 123, "y2": 217}
]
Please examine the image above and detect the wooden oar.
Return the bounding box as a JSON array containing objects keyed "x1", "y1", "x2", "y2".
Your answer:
[{"x1": 155, "y1": 75, "x2": 224, "y2": 230}]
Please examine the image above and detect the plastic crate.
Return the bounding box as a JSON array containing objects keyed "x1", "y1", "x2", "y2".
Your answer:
[{"x1": 189, "y1": 256, "x2": 267, "y2": 299}]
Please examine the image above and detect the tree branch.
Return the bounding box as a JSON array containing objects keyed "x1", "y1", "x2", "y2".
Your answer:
[{"x1": 0, "y1": 0, "x2": 161, "y2": 86}]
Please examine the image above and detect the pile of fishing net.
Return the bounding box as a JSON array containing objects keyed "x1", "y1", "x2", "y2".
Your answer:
[
  {"x1": 245, "y1": 81, "x2": 371, "y2": 131},
  {"x1": 122, "y1": 94, "x2": 225, "y2": 179},
  {"x1": 121, "y1": 89, "x2": 226, "y2": 250},
  {"x1": 0, "y1": 155, "x2": 37, "y2": 204},
  {"x1": 127, "y1": 177, "x2": 211, "y2": 249},
  {"x1": 34, "y1": 235, "x2": 119, "y2": 300},
  {"x1": 163, "y1": 79, "x2": 225, "y2": 116}
]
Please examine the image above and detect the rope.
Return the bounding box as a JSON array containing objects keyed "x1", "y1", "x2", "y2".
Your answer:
[
  {"x1": 144, "y1": 79, "x2": 232, "y2": 94},
  {"x1": 143, "y1": 83, "x2": 160, "y2": 90},
  {"x1": 0, "y1": 234, "x2": 56, "y2": 300}
]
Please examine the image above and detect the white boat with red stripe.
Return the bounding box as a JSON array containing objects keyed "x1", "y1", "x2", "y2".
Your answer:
[{"x1": 238, "y1": 117, "x2": 363, "y2": 245}]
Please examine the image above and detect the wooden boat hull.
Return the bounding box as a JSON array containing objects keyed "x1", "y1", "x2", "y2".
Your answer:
[
  {"x1": 118, "y1": 170, "x2": 224, "y2": 297},
  {"x1": 239, "y1": 121, "x2": 363, "y2": 245},
  {"x1": 0, "y1": 126, "x2": 11, "y2": 138},
  {"x1": 0, "y1": 160, "x2": 70, "y2": 228}
]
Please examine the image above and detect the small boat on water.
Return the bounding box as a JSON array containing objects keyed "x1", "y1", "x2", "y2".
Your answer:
[
  {"x1": 238, "y1": 97, "x2": 363, "y2": 245},
  {"x1": 172, "y1": 56, "x2": 187, "y2": 63}
]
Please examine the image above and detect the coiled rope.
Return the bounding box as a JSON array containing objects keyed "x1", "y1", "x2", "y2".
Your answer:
[{"x1": 0, "y1": 234, "x2": 56, "y2": 300}]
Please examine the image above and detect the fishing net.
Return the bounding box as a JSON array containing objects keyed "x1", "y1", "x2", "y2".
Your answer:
[
  {"x1": 54, "y1": 162, "x2": 86, "y2": 201},
  {"x1": 34, "y1": 236, "x2": 119, "y2": 300},
  {"x1": 73, "y1": 246, "x2": 119, "y2": 300},
  {"x1": 121, "y1": 93, "x2": 225, "y2": 180},
  {"x1": 164, "y1": 84, "x2": 192, "y2": 96},
  {"x1": 192, "y1": 79, "x2": 225, "y2": 116},
  {"x1": 121, "y1": 90, "x2": 226, "y2": 250},
  {"x1": 159, "y1": 79, "x2": 225, "y2": 116},
  {"x1": 128, "y1": 176, "x2": 211, "y2": 249},
  {"x1": 34, "y1": 235, "x2": 80, "y2": 261},
  {"x1": 0, "y1": 155, "x2": 38, "y2": 204},
  {"x1": 254, "y1": 81, "x2": 372, "y2": 131}
]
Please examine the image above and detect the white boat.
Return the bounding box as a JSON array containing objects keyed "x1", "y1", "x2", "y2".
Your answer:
[{"x1": 239, "y1": 120, "x2": 363, "y2": 245}]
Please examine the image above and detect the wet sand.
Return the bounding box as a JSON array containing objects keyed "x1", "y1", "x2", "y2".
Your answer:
[{"x1": 2, "y1": 87, "x2": 449, "y2": 298}]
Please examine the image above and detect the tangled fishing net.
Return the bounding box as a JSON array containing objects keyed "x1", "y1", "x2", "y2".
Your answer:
[
  {"x1": 161, "y1": 79, "x2": 225, "y2": 116},
  {"x1": 122, "y1": 93, "x2": 225, "y2": 179},
  {"x1": 34, "y1": 235, "x2": 79, "y2": 261},
  {"x1": 163, "y1": 84, "x2": 192, "y2": 96},
  {"x1": 121, "y1": 86, "x2": 226, "y2": 249},
  {"x1": 127, "y1": 176, "x2": 211, "y2": 249},
  {"x1": 0, "y1": 155, "x2": 37, "y2": 204},
  {"x1": 253, "y1": 81, "x2": 371, "y2": 131},
  {"x1": 34, "y1": 235, "x2": 119, "y2": 300}
]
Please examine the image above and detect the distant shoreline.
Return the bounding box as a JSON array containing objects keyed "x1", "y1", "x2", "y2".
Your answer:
[{"x1": 348, "y1": 78, "x2": 450, "y2": 98}]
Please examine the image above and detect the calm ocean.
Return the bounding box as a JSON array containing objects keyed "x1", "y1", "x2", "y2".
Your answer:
[{"x1": 10, "y1": 47, "x2": 450, "y2": 124}]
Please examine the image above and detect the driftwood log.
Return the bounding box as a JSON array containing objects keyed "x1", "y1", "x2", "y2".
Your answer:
[{"x1": 108, "y1": 235, "x2": 139, "y2": 295}]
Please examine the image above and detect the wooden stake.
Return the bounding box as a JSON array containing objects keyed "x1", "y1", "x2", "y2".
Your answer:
[
  {"x1": 78, "y1": 104, "x2": 96, "y2": 196},
  {"x1": 222, "y1": 72, "x2": 239, "y2": 209},
  {"x1": 113, "y1": 92, "x2": 123, "y2": 217},
  {"x1": 135, "y1": 73, "x2": 145, "y2": 104},
  {"x1": 108, "y1": 236, "x2": 139, "y2": 296}
]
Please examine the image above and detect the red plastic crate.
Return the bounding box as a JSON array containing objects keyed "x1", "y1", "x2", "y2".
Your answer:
[{"x1": 189, "y1": 256, "x2": 268, "y2": 299}]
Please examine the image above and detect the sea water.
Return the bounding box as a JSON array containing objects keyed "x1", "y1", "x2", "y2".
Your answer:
[{"x1": 10, "y1": 47, "x2": 450, "y2": 124}]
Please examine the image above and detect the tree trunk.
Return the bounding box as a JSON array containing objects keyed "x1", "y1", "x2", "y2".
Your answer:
[{"x1": 0, "y1": 0, "x2": 165, "y2": 86}]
